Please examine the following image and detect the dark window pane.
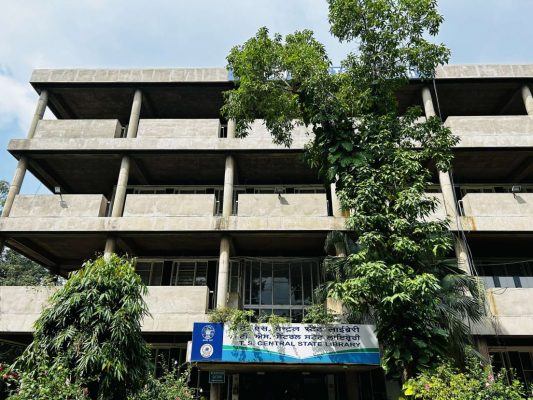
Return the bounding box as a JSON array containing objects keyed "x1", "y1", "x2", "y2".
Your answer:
[
  {"x1": 260, "y1": 263, "x2": 273, "y2": 305},
  {"x1": 251, "y1": 262, "x2": 260, "y2": 305},
  {"x1": 291, "y1": 263, "x2": 303, "y2": 305},
  {"x1": 302, "y1": 262, "x2": 313, "y2": 305},
  {"x1": 273, "y1": 264, "x2": 290, "y2": 305},
  {"x1": 151, "y1": 262, "x2": 164, "y2": 285},
  {"x1": 244, "y1": 262, "x2": 251, "y2": 304}
]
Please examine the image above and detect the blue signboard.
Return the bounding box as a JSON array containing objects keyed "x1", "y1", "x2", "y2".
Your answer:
[{"x1": 191, "y1": 322, "x2": 380, "y2": 365}]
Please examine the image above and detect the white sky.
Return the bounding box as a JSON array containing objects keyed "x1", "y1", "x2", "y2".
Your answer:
[{"x1": 1, "y1": 0, "x2": 532, "y2": 192}]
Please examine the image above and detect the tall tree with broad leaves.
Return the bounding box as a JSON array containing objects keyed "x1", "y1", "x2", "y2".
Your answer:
[
  {"x1": 15, "y1": 255, "x2": 152, "y2": 400},
  {"x1": 222, "y1": 0, "x2": 483, "y2": 380}
]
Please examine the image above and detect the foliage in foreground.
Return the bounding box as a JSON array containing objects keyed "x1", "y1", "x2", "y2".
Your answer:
[
  {"x1": 14, "y1": 255, "x2": 152, "y2": 399},
  {"x1": 222, "y1": 0, "x2": 484, "y2": 379},
  {"x1": 129, "y1": 368, "x2": 195, "y2": 400},
  {"x1": 7, "y1": 361, "x2": 85, "y2": 400},
  {"x1": 403, "y1": 350, "x2": 532, "y2": 400}
]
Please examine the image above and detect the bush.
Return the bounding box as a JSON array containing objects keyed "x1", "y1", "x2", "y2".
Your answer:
[
  {"x1": 7, "y1": 361, "x2": 85, "y2": 400},
  {"x1": 130, "y1": 368, "x2": 194, "y2": 400},
  {"x1": 403, "y1": 350, "x2": 532, "y2": 400}
]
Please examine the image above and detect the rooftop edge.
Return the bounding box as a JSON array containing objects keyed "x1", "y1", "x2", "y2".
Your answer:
[{"x1": 30, "y1": 64, "x2": 533, "y2": 85}]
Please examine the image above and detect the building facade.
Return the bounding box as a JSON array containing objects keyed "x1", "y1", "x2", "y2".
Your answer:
[{"x1": 0, "y1": 65, "x2": 532, "y2": 399}]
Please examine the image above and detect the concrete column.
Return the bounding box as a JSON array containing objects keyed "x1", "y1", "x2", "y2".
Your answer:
[
  {"x1": 421, "y1": 86, "x2": 436, "y2": 118},
  {"x1": 104, "y1": 90, "x2": 142, "y2": 256},
  {"x1": 227, "y1": 119, "x2": 236, "y2": 139},
  {"x1": 330, "y1": 182, "x2": 343, "y2": 217},
  {"x1": 111, "y1": 156, "x2": 131, "y2": 218},
  {"x1": 1, "y1": 157, "x2": 28, "y2": 218},
  {"x1": 422, "y1": 86, "x2": 457, "y2": 218},
  {"x1": 210, "y1": 383, "x2": 221, "y2": 400},
  {"x1": 522, "y1": 85, "x2": 533, "y2": 115},
  {"x1": 126, "y1": 90, "x2": 142, "y2": 138},
  {"x1": 455, "y1": 235, "x2": 471, "y2": 274},
  {"x1": 438, "y1": 171, "x2": 457, "y2": 218},
  {"x1": 0, "y1": 91, "x2": 48, "y2": 254},
  {"x1": 27, "y1": 90, "x2": 49, "y2": 139},
  {"x1": 422, "y1": 86, "x2": 474, "y2": 275},
  {"x1": 222, "y1": 156, "x2": 235, "y2": 217},
  {"x1": 216, "y1": 236, "x2": 231, "y2": 308},
  {"x1": 103, "y1": 237, "x2": 116, "y2": 261}
]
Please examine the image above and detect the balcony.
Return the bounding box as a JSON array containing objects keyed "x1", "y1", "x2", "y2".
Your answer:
[
  {"x1": 237, "y1": 193, "x2": 328, "y2": 217},
  {"x1": 460, "y1": 193, "x2": 533, "y2": 231},
  {"x1": 473, "y1": 288, "x2": 533, "y2": 336},
  {"x1": 0, "y1": 286, "x2": 209, "y2": 333},
  {"x1": 8, "y1": 119, "x2": 312, "y2": 152},
  {"x1": 137, "y1": 119, "x2": 220, "y2": 138},
  {"x1": 34, "y1": 119, "x2": 122, "y2": 139},
  {"x1": 446, "y1": 116, "x2": 533, "y2": 148},
  {"x1": 123, "y1": 194, "x2": 217, "y2": 217},
  {"x1": 9, "y1": 195, "x2": 108, "y2": 218}
]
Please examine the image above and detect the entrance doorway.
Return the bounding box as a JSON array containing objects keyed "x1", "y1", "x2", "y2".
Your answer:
[{"x1": 239, "y1": 372, "x2": 331, "y2": 400}]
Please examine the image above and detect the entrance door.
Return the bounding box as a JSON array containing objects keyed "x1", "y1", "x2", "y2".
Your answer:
[{"x1": 239, "y1": 372, "x2": 330, "y2": 400}]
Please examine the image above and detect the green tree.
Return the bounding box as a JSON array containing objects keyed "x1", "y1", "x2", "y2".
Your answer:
[
  {"x1": 222, "y1": 0, "x2": 483, "y2": 379},
  {"x1": 403, "y1": 349, "x2": 532, "y2": 400},
  {"x1": 0, "y1": 180, "x2": 53, "y2": 286},
  {"x1": 15, "y1": 255, "x2": 152, "y2": 400}
]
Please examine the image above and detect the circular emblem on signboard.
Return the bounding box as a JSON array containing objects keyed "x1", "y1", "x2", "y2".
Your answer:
[
  {"x1": 200, "y1": 344, "x2": 214, "y2": 359},
  {"x1": 201, "y1": 325, "x2": 215, "y2": 340}
]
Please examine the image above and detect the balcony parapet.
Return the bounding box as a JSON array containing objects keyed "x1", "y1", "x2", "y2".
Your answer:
[
  {"x1": 123, "y1": 194, "x2": 216, "y2": 217},
  {"x1": 472, "y1": 288, "x2": 533, "y2": 336},
  {"x1": 460, "y1": 193, "x2": 533, "y2": 231},
  {"x1": 34, "y1": 119, "x2": 122, "y2": 139},
  {"x1": 9, "y1": 195, "x2": 108, "y2": 218},
  {"x1": 0, "y1": 286, "x2": 209, "y2": 333},
  {"x1": 446, "y1": 116, "x2": 533, "y2": 148},
  {"x1": 237, "y1": 194, "x2": 328, "y2": 217}
]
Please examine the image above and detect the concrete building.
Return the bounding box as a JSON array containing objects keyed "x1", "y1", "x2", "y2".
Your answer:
[{"x1": 0, "y1": 64, "x2": 533, "y2": 399}]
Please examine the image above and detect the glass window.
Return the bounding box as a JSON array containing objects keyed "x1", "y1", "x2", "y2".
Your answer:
[
  {"x1": 302, "y1": 262, "x2": 314, "y2": 305},
  {"x1": 290, "y1": 263, "x2": 303, "y2": 305},
  {"x1": 251, "y1": 262, "x2": 260, "y2": 304},
  {"x1": 273, "y1": 264, "x2": 290, "y2": 305},
  {"x1": 260, "y1": 263, "x2": 273, "y2": 305},
  {"x1": 171, "y1": 261, "x2": 209, "y2": 286},
  {"x1": 135, "y1": 261, "x2": 164, "y2": 285}
]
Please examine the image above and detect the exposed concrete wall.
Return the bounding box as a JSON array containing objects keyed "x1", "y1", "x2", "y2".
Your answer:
[
  {"x1": 29, "y1": 65, "x2": 533, "y2": 85},
  {"x1": 9, "y1": 195, "x2": 108, "y2": 218},
  {"x1": 0, "y1": 286, "x2": 209, "y2": 333},
  {"x1": 446, "y1": 116, "x2": 533, "y2": 147},
  {"x1": 446, "y1": 116, "x2": 533, "y2": 135},
  {"x1": 31, "y1": 68, "x2": 229, "y2": 83},
  {"x1": 0, "y1": 287, "x2": 56, "y2": 332},
  {"x1": 142, "y1": 286, "x2": 209, "y2": 332},
  {"x1": 435, "y1": 64, "x2": 533, "y2": 79},
  {"x1": 472, "y1": 288, "x2": 533, "y2": 336},
  {"x1": 123, "y1": 194, "x2": 215, "y2": 217},
  {"x1": 462, "y1": 193, "x2": 533, "y2": 216},
  {"x1": 9, "y1": 136, "x2": 313, "y2": 152},
  {"x1": 0, "y1": 215, "x2": 347, "y2": 233},
  {"x1": 237, "y1": 194, "x2": 329, "y2": 217},
  {"x1": 34, "y1": 119, "x2": 122, "y2": 139},
  {"x1": 137, "y1": 119, "x2": 220, "y2": 138}
]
